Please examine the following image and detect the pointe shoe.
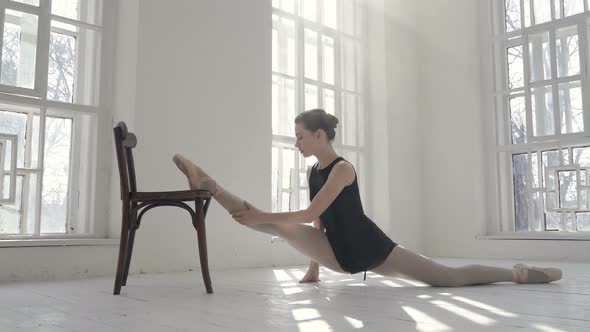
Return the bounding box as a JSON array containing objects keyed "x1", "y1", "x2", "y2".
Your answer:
[
  {"x1": 513, "y1": 263, "x2": 562, "y2": 284},
  {"x1": 172, "y1": 153, "x2": 190, "y2": 177},
  {"x1": 172, "y1": 153, "x2": 218, "y2": 194}
]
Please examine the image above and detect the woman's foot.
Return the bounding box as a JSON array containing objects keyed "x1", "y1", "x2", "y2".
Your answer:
[
  {"x1": 299, "y1": 267, "x2": 320, "y2": 283},
  {"x1": 512, "y1": 263, "x2": 562, "y2": 284},
  {"x1": 172, "y1": 153, "x2": 218, "y2": 194}
]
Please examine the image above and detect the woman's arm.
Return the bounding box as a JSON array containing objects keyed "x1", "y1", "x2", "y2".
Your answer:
[{"x1": 232, "y1": 162, "x2": 355, "y2": 226}]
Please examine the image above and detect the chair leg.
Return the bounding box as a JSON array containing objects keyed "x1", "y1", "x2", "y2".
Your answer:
[
  {"x1": 194, "y1": 200, "x2": 213, "y2": 294},
  {"x1": 122, "y1": 227, "x2": 137, "y2": 286},
  {"x1": 114, "y1": 204, "x2": 130, "y2": 295}
]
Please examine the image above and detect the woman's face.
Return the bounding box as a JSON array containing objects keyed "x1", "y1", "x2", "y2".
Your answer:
[{"x1": 294, "y1": 123, "x2": 320, "y2": 158}]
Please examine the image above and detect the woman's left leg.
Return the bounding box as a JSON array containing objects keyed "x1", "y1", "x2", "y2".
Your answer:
[{"x1": 173, "y1": 154, "x2": 345, "y2": 273}]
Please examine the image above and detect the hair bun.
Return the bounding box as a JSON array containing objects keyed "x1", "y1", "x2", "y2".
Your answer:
[{"x1": 326, "y1": 114, "x2": 339, "y2": 129}]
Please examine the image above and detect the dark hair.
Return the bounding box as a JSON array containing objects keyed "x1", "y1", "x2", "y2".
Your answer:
[{"x1": 294, "y1": 109, "x2": 339, "y2": 141}]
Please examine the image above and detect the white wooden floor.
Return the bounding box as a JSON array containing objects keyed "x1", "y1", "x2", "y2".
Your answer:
[{"x1": 0, "y1": 258, "x2": 588, "y2": 332}]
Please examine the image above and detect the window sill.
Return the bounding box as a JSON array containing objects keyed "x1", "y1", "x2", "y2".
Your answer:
[
  {"x1": 0, "y1": 238, "x2": 120, "y2": 248},
  {"x1": 477, "y1": 232, "x2": 590, "y2": 241}
]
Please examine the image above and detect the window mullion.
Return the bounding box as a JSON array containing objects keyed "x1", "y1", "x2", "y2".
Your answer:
[
  {"x1": 549, "y1": 28, "x2": 560, "y2": 136},
  {"x1": 523, "y1": 33, "x2": 534, "y2": 143},
  {"x1": 34, "y1": 107, "x2": 46, "y2": 236},
  {"x1": 19, "y1": 110, "x2": 35, "y2": 234},
  {"x1": 0, "y1": 0, "x2": 7, "y2": 78},
  {"x1": 35, "y1": 0, "x2": 50, "y2": 100},
  {"x1": 579, "y1": 20, "x2": 590, "y2": 136}
]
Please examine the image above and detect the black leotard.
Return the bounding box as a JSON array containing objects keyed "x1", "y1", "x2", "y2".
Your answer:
[{"x1": 309, "y1": 157, "x2": 397, "y2": 277}]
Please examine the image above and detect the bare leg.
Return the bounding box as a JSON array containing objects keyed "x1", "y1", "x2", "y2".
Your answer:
[
  {"x1": 372, "y1": 246, "x2": 561, "y2": 286},
  {"x1": 173, "y1": 154, "x2": 344, "y2": 273}
]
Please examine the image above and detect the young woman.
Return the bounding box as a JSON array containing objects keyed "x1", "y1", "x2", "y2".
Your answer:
[{"x1": 173, "y1": 109, "x2": 562, "y2": 286}]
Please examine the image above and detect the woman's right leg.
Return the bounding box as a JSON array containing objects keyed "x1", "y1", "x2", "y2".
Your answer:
[
  {"x1": 173, "y1": 154, "x2": 344, "y2": 273},
  {"x1": 372, "y1": 246, "x2": 562, "y2": 287}
]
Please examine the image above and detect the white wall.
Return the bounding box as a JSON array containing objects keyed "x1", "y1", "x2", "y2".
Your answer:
[
  {"x1": 365, "y1": 0, "x2": 423, "y2": 252},
  {"x1": 418, "y1": 0, "x2": 590, "y2": 261}
]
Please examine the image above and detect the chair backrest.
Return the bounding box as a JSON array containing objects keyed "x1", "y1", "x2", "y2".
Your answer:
[{"x1": 113, "y1": 122, "x2": 138, "y2": 199}]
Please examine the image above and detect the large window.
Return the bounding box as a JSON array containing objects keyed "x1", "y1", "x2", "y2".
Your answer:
[
  {"x1": 0, "y1": 0, "x2": 103, "y2": 238},
  {"x1": 492, "y1": 0, "x2": 590, "y2": 232},
  {"x1": 271, "y1": 0, "x2": 367, "y2": 213}
]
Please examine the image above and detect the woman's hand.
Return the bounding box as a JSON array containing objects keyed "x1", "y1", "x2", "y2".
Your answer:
[{"x1": 231, "y1": 201, "x2": 264, "y2": 226}]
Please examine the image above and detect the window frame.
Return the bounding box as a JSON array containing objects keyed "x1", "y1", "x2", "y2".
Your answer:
[
  {"x1": 271, "y1": 0, "x2": 369, "y2": 214},
  {"x1": 0, "y1": 0, "x2": 107, "y2": 239},
  {"x1": 490, "y1": 0, "x2": 590, "y2": 235}
]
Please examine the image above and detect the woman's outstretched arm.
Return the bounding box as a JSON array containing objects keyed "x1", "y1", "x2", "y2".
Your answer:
[{"x1": 231, "y1": 162, "x2": 355, "y2": 225}]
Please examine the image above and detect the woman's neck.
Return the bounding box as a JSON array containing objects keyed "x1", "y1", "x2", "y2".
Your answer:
[{"x1": 316, "y1": 148, "x2": 339, "y2": 169}]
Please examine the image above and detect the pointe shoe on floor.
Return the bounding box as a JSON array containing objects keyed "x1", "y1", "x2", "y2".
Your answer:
[{"x1": 513, "y1": 263, "x2": 562, "y2": 284}]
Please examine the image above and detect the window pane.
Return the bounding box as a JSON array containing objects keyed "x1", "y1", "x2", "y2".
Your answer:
[
  {"x1": 302, "y1": 0, "x2": 317, "y2": 22},
  {"x1": 0, "y1": 110, "x2": 27, "y2": 168},
  {"x1": 272, "y1": 16, "x2": 296, "y2": 76},
  {"x1": 563, "y1": 0, "x2": 584, "y2": 16},
  {"x1": 542, "y1": 149, "x2": 561, "y2": 188},
  {"x1": 512, "y1": 153, "x2": 529, "y2": 231},
  {"x1": 41, "y1": 116, "x2": 72, "y2": 234},
  {"x1": 509, "y1": 96, "x2": 526, "y2": 144},
  {"x1": 304, "y1": 84, "x2": 318, "y2": 111},
  {"x1": 52, "y1": 0, "x2": 101, "y2": 25},
  {"x1": 531, "y1": 191, "x2": 543, "y2": 231},
  {"x1": 11, "y1": 0, "x2": 40, "y2": 6},
  {"x1": 529, "y1": 31, "x2": 551, "y2": 82},
  {"x1": 556, "y1": 26, "x2": 580, "y2": 78},
  {"x1": 507, "y1": 45, "x2": 524, "y2": 89},
  {"x1": 532, "y1": 152, "x2": 540, "y2": 188},
  {"x1": 272, "y1": 29, "x2": 278, "y2": 73},
  {"x1": 546, "y1": 211, "x2": 562, "y2": 230},
  {"x1": 271, "y1": 146, "x2": 278, "y2": 212},
  {"x1": 572, "y1": 146, "x2": 590, "y2": 166},
  {"x1": 1, "y1": 10, "x2": 38, "y2": 89},
  {"x1": 342, "y1": 93, "x2": 357, "y2": 146},
  {"x1": 342, "y1": 37, "x2": 357, "y2": 91},
  {"x1": 52, "y1": 0, "x2": 79, "y2": 20},
  {"x1": 342, "y1": 0, "x2": 355, "y2": 35},
  {"x1": 558, "y1": 81, "x2": 583, "y2": 134},
  {"x1": 558, "y1": 170, "x2": 577, "y2": 208},
  {"x1": 524, "y1": 0, "x2": 532, "y2": 27},
  {"x1": 281, "y1": 192, "x2": 291, "y2": 212},
  {"x1": 48, "y1": 21, "x2": 101, "y2": 105},
  {"x1": 322, "y1": 35, "x2": 335, "y2": 85},
  {"x1": 0, "y1": 175, "x2": 23, "y2": 234},
  {"x1": 322, "y1": 0, "x2": 337, "y2": 29},
  {"x1": 281, "y1": 148, "x2": 295, "y2": 191},
  {"x1": 531, "y1": 85, "x2": 554, "y2": 136},
  {"x1": 273, "y1": 0, "x2": 296, "y2": 14},
  {"x1": 48, "y1": 28, "x2": 75, "y2": 103},
  {"x1": 505, "y1": 0, "x2": 521, "y2": 32},
  {"x1": 31, "y1": 114, "x2": 39, "y2": 168},
  {"x1": 323, "y1": 88, "x2": 335, "y2": 115},
  {"x1": 25, "y1": 173, "x2": 37, "y2": 233},
  {"x1": 304, "y1": 29, "x2": 318, "y2": 80},
  {"x1": 299, "y1": 189, "x2": 308, "y2": 209},
  {"x1": 532, "y1": 0, "x2": 551, "y2": 24},
  {"x1": 272, "y1": 75, "x2": 296, "y2": 137},
  {"x1": 576, "y1": 212, "x2": 590, "y2": 231}
]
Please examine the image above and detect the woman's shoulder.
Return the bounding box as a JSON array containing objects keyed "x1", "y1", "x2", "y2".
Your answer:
[{"x1": 331, "y1": 161, "x2": 355, "y2": 186}]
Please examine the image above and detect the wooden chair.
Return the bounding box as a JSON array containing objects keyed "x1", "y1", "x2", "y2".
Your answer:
[{"x1": 113, "y1": 122, "x2": 213, "y2": 295}]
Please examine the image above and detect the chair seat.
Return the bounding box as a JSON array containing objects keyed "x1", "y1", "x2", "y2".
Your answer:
[{"x1": 130, "y1": 189, "x2": 212, "y2": 202}]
